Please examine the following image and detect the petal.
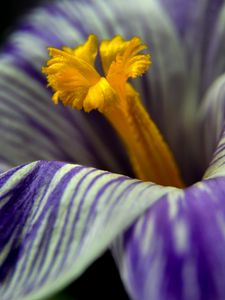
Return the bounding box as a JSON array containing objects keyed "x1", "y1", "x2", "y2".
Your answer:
[
  {"x1": 115, "y1": 177, "x2": 225, "y2": 300},
  {"x1": 160, "y1": 0, "x2": 223, "y2": 40},
  {"x1": 160, "y1": 0, "x2": 224, "y2": 89},
  {"x1": 203, "y1": 124, "x2": 225, "y2": 180},
  {"x1": 199, "y1": 74, "x2": 225, "y2": 177},
  {"x1": 156, "y1": 0, "x2": 225, "y2": 183},
  {"x1": 203, "y1": 3, "x2": 225, "y2": 88},
  {"x1": 0, "y1": 160, "x2": 173, "y2": 299}
]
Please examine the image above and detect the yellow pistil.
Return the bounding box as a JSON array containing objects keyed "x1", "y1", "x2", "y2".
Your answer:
[{"x1": 42, "y1": 34, "x2": 184, "y2": 188}]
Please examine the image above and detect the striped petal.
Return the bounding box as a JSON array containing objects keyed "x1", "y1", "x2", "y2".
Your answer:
[
  {"x1": 155, "y1": 0, "x2": 225, "y2": 183},
  {"x1": 160, "y1": 0, "x2": 225, "y2": 90},
  {"x1": 203, "y1": 125, "x2": 225, "y2": 180},
  {"x1": 115, "y1": 177, "x2": 225, "y2": 300},
  {"x1": 201, "y1": 1, "x2": 225, "y2": 89},
  {"x1": 0, "y1": 160, "x2": 174, "y2": 300},
  {"x1": 199, "y1": 74, "x2": 225, "y2": 176}
]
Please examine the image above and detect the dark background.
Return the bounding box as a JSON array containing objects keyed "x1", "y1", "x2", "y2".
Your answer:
[
  {"x1": 1, "y1": 1, "x2": 129, "y2": 299},
  {"x1": 0, "y1": 0, "x2": 42, "y2": 41}
]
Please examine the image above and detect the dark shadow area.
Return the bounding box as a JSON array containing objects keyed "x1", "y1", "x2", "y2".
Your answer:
[
  {"x1": 63, "y1": 251, "x2": 129, "y2": 300},
  {"x1": 0, "y1": 0, "x2": 43, "y2": 42}
]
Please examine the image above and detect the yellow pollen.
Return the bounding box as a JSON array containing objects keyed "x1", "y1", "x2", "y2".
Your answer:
[{"x1": 42, "y1": 34, "x2": 184, "y2": 188}]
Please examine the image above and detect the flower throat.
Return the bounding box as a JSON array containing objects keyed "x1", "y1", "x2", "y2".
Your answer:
[{"x1": 42, "y1": 34, "x2": 184, "y2": 188}]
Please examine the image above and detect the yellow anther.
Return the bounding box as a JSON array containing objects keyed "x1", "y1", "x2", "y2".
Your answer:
[
  {"x1": 62, "y1": 34, "x2": 98, "y2": 66},
  {"x1": 43, "y1": 34, "x2": 184, "y2": 188},
  {"x1": 42, "y1": 35, "x2": 101, "y2": 110}
]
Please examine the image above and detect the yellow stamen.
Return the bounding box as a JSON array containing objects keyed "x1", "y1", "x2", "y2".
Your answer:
[{"x1": 42, "y1": 34, "x2": 184, "y2": 188}]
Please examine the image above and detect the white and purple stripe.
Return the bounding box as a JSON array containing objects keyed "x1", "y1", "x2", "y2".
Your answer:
[{"x1": 0, "y1": 161, "x2": 174, "y2": 299}]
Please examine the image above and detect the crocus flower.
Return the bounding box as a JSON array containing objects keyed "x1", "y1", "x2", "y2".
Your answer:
[{"x1": 0, "y1": 0, "x2": 225, "y2": 299}]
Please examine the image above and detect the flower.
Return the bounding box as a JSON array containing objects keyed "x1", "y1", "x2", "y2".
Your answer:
[
  {"x1": 0, "y1": 1, "x2": 225, "y2": 300},
  {"x1": 42, "y1": 34, "x2": 183, "y2": 187}
]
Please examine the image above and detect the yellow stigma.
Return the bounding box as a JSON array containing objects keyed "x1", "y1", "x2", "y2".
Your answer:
[{"x1": 42, "y1": 34, "x2": 184, "y2": 188}]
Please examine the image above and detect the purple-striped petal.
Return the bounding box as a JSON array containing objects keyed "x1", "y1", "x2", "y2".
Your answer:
[
  {"x1": 0, "y1": 160, "x2": 174, "y2": 300},
  {"x1": 159, "y1": 0, "x2": 225, "y2": 89},
  {"x1": 155, "y1": 0, "x2": 225, "y2": 184},
  {"x1": 198, "y1": 74, "x2": 225, "y2": 174},
  {"x1": 203, "y1": 124, "x2": 225, "y2": 180},
  {"x1": 115, "y1": 177, "x2": 225, "y2": 300},
  {"x1": 203, "y1": 3, "x2": 225, "y2": 88}
]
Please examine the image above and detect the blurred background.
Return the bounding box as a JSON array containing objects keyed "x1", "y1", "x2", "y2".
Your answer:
[{"x1": 0, "y1": 1, "x2": 129, "y2": 299}]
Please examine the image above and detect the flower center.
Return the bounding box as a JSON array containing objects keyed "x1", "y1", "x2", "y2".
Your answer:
[{"x1": 42, "y1": 34, "x2": 184, "y2": 188}]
